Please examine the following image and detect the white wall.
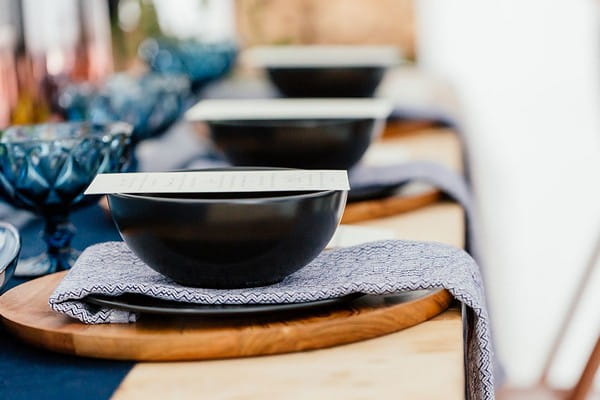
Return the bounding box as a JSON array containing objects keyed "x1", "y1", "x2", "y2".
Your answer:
[{"x1": 415, "y1": 0, "x2": 600, "y2": 388}]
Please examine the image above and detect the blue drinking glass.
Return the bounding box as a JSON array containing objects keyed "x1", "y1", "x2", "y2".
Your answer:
[
  {"x1": 0, "y1": 222, "x2": 20, "y2": 292},
  {"x1": 138, "y1": 38, "x2": 237, "y2": 93},
  {"x1": 59, "y1": 73, "x2": 191, "y2": 145},
  {"x1": 0, "y1": 122, "x2": 132, "y2": 276}
]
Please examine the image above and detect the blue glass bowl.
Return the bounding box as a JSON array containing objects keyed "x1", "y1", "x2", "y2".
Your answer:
[
  {"x1": 0, "y1": 222, "x2": 20, "y2": 292},
  {"x1": 0, "y1": 122, "x2": 132, "y2": 275},
  {"x1": 59, "y1": 73, "x2": 191, "y2": 144},
  {"x1": 138, "y1": 38, "x2": 237, "y2": 93}
]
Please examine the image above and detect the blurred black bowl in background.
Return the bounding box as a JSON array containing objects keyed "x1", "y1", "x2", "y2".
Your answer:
[
  {"x1": 267, "y1": 66, "x2": 385, "y2": 98},
  {"x1": 208, "y1": 118, "x2": 378, "y2": 169}
]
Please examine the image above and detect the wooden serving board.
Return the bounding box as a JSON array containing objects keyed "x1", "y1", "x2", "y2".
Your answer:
[
  {"x1": 342, "y1": 189, "x2": 442, "y2": 223},
  {"x1": 0, "y1": 271, "x2": 452, "y2": 361}
]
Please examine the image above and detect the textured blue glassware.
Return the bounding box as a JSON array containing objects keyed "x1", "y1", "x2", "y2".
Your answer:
[
  {"x1": 0, "y1": 222, "x2": 20, "y2": 292},
  {"x1": 0, "y1": 122, "x2": 132, "y2": 275},
  {"x1": 59, "y1": 73, "x2": 191, "y2": 144},
  {"x1": 138, "y1": 38, "x2": 237, "y2": 93}
]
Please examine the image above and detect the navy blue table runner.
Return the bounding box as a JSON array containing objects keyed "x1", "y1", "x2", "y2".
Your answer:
[{"x1": 0, "y1": 205, "x2": 133, "y2": 400}]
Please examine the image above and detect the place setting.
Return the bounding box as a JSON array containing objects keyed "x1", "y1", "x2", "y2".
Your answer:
[
  {"x1": 0, "y1": 155, "x2": 495, "y2": 400},
  {"x1": 0, "y1": 16, "x2": 495, "y2": 399},
  {"x1": 0, "y1": 165, "x2": 465, "y2": 359}
]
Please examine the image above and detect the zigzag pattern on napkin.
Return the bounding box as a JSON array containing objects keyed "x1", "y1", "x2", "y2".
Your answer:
[{"x1": 49, "y1": 240, "x2": 493, "y2": 400}]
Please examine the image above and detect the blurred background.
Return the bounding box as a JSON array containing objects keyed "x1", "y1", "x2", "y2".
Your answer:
[{"x1": 0, "y1": 0, "x2": 599, "y2": 395}]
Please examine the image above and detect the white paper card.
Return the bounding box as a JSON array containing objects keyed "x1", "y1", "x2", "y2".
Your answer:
[
  {"x1": 244, "y1": 45, "x2": 403, "y2": 67},
  {"x1": 186, "y1": 98, "x2": 393, "y2": 121},
  {"x1": 85, "y1": 170, "x2": 349, "y2": 195}
]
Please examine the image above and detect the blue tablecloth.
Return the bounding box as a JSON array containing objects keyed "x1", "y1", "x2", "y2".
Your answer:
[{"x1": 0, "y1": 205, "x2": 133, "y2": 400}]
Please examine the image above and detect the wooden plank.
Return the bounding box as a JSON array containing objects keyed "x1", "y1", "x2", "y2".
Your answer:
[
  {"x1": 356, "y1": 202, "x2": 465, "y2": 248},
  {"x1": 113, "y1": 307, "x2": 463, "y2": 400},
  {"x1": 364, "y1": 128, "x2": 463, "y2": 173}
]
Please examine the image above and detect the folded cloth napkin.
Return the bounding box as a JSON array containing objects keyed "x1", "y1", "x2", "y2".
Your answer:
[{"x1": 49, "y1": 239, "x2": 494, "y2": 400}]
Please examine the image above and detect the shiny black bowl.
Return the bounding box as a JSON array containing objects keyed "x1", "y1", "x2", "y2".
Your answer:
[
  {"x1": 108, "y1": 185, "x2": 347, "y2": 288},
  {"x1": 267, "y1": 66, "x2": 385, "y2": 98},
  {"x1": 208, "y1": 118, "x2": 380, "y2": 170}
]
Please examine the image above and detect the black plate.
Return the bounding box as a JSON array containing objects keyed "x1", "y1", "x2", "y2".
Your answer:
[
  {"x1": 347, "y1": 184, "x2": 405, "y2": 202},
  {"x1": 85, "y1": 293, "x2": 362, "y2": 316}
]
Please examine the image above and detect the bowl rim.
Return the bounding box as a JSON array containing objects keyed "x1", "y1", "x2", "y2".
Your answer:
[
  {"x1": 0, "y1": 121, "x2": 133, "y2": 144},
  {"x1": 265, "y1": 65, "x2": 387, "y2": 71},
  {"x1": 207, "y1": 117, "x2": 372, "y2": 127},
  {"x1": 109, "y1": 189, "x2": 341, "y2": 204}
]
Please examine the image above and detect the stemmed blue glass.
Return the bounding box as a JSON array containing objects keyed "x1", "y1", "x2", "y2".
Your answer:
[
  {"x1": 0, "y1": 122, "x2": 132, "y2": 276},
  {"x1": 59, "y1": 73, "x2": 191, "y2": 145},
  {"x1": 138, "y1": 38, "x2": 237, "y2": 94}
]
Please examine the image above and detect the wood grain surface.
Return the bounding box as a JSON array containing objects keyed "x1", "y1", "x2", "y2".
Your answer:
[
  {"x1": 113, "y1": 307, "x2": 464, "y2": 400},
  {"x1": 343, "y1": 190, "x2": 442, "y2": 223}
]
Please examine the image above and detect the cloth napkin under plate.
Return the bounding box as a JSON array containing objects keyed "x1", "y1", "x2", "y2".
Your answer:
[{"x1": 49, "y1": 239, "x2": 493, "y2": 400}]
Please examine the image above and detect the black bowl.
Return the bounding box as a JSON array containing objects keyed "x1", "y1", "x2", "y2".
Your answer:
[
  {"x1": 208, "y1": 118, "x2": 381, "y2": 170},
  {"x1": 267, "y1": 66, "x2": 385, "y2": 98},
  {"x1": 108, "y1": 183, "x2": 347, "y2": 288}
]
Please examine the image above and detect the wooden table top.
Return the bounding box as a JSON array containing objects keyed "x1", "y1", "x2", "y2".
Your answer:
[{"x1": 110, "y1": 125, "x2": 466, "y2": 400}]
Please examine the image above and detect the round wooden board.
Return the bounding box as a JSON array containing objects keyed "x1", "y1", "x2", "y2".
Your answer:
[
  {"x1": 342, "y1": 189, "x2": 441, "y2": 223},
  {"x1": 0, "y1": 272, "x2": 452, "y2": 361}
]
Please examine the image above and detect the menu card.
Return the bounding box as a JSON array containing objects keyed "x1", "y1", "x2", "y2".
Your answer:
[{"x1": 85, "y1": 170, "x2": 349, "y2": 195}]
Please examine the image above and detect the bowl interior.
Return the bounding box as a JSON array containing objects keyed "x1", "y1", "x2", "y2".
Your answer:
[
  {"x1": 209, "y1": 118, "x2": 364, "y2": 128},
  {"x1": 114, "y1": 190, "x2": 332, "y2": 202}
]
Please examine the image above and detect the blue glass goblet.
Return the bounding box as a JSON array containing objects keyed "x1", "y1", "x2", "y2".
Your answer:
[
  {"x1": 138, "y1": 38, "x2": 237, "y2": 94},
  {"x1": 59, "y1": 73, "x2": 191, "y2": 145},
  {"x1": 0, "y1": 122, "x2": 132, "y2": 276}
]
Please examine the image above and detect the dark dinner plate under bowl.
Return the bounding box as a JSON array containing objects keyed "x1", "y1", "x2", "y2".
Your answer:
[
  {"x1": 347, "y1": 184, "x2": 405, "y2": 203},
  {"x1": 208, "y1": 118, "x2": 378, "y2": 170},
  {"x1": 267, "y1": 67, "x2": 385, "y2": 98},
  {"x1": 84, "y1": 290, "x2": 436, "y2": 317},
  {"x1": 85, "y1": 293, "x2": 362, "y2": 316},
  {"x1": 108, "y1": 177, "x2": 346, "y2": 289}
]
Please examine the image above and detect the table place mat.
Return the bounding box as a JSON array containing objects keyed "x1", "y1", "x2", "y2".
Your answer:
[
  {"x1": 85, "y1": 170, "x2": 349, "y2": 195},
  {"x1": 49, "y1": 239, "x2": 493, "y2": 400}
]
